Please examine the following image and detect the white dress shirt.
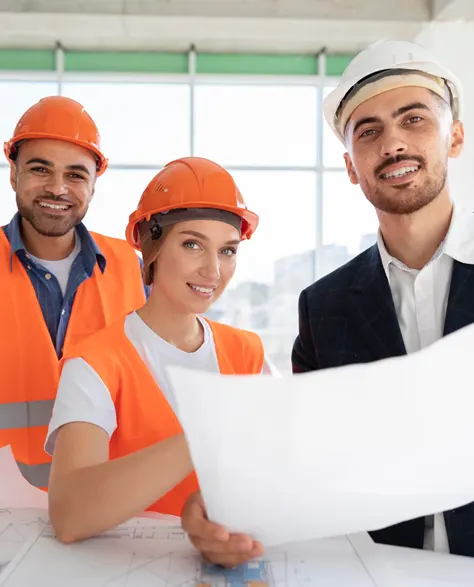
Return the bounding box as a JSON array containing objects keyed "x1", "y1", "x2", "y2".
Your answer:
[{"x1": 377, "y1": 204, "x2": 474, "y2": 553}]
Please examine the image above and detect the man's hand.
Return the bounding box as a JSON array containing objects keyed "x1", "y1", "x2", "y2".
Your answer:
[{"x1": 181, "y1": 492, "x2": 264, "y2": 568}]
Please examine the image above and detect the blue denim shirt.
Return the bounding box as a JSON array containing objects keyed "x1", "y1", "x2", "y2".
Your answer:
[{"x1": 3, "y1": 212, "x2": 149, "y2": 358}]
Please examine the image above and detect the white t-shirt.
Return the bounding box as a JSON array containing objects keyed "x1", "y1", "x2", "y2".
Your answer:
[
  {"x1": 45, "y1": 311, "x2": 277, "y2": 455},
  {"x1": 29, "y1": 232, "x2": 81, "y2": 296}
]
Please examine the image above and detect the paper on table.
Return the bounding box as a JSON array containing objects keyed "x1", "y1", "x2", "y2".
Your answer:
[
  {"x1": 0, "y1": 523, "x2": 394, "y2": 587},
  {"x1": 168, "y1": 322, "x2": 474, "y2": 547},
  {"x1": 0, "y1": 446, "x2": 48, "y2": 510},
  {"x1": 378, "y1": 543, "x2": 474, "y2": 587}
]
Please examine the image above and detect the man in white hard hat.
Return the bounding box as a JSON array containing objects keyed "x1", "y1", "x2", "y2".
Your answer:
[{"x1": 293, "y1": 40, "x2": 474, "y2": 557}]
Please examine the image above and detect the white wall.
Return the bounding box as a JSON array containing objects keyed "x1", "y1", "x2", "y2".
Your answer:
[{"x1": 415, "y1": 21, "x2": 474, "y2": 209}]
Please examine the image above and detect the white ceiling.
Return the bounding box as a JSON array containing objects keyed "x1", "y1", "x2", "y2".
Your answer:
[{"x1": 0, "y1": 0, "x2": 471, "y2": 53}]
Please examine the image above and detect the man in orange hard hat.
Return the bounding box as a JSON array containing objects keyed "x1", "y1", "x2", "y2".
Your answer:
[{"x1": 0, "y1": 96, "x2": 148, "y2": 490}]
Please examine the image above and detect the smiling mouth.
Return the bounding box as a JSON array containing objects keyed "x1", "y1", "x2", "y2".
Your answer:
[
  {"x1": 187, "y1": 284, "x2": 216, "y2": 294},
  {"x1": 379, "y1": 165, "x2": 420, "y2": 181},
  {"x1": 37, "y1": 200, "x2": 73, "y2": 211}
]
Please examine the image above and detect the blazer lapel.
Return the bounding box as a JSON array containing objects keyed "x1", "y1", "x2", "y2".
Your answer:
[
  {"x1": 348, "y1": 245, "x2": 406, "y2": 359},
  {"x1": 444, "y1": 260, "x2": 474, "y2": 336}
]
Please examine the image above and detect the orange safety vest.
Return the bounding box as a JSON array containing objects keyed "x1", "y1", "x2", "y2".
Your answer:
[
  {"x1": 61, "y1": 317, "x2": 264, "y2": 516},
  {"x1": 0, "y1": 229, "x2": 146, "y2": 489}
]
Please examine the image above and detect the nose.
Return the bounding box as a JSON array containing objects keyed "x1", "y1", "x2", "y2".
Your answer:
[
  {"x1": 380, "y1": 129, "x2": 408, "y2": 159},
  {"x1": 44, "y1": 172, "x2": 68, "y2": 197},
  {"x1": 198, "y1": 251, "x2": 220, "y2": 282}
]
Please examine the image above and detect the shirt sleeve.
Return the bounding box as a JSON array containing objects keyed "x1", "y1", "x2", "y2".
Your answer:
[
  {"x1": 45, "y1": 357, "x2": 118, "y2": 456},
  {"x1": 261, "y1": 355, "x2": 282, "y2": 377}
]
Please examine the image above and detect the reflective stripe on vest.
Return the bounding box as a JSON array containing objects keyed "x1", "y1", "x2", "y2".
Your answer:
[
  {"x1": 17, "y1": 461, "x2": 51, "y2": 488},
  {"x1": 0, "y1": 400, "x2": 55, "y2": 430}
]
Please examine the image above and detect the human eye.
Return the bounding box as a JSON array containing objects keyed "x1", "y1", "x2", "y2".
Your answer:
[
  {"x1": 220, "y1": 247, "x2": 237, "y2": 257},
  {"x1": 406, "y1": 115, "x2": 423, "y2": 124},
  {"x1": 68, "y1": 172, "x2": 87, "y2": 181},
  {"x1": 183, "y1": 241, "x2": 200, "y2": 250},
  {"x1": 359, "y1": 128, "x2": 377, "y2": 139}
]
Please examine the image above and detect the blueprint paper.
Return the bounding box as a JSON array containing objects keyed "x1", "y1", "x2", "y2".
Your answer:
[
  {"x1": 167, "y1": 322, "x2": 474, "y2": 547},
  {"x1": 0, "y1": 447, "x2": 48, "y2": 510},
  {"x1": 0, "y1": 514, "x2": 390, "y2": 587},
  {"x1": 0, "y1": 509, "x2": 48, "y2": 580},
  {"x1": 2, "y1": 511, "x2": 472, "y2": 586},
  {"x1": 0, "y1": 446, "x2": 49, "y2": 576}
]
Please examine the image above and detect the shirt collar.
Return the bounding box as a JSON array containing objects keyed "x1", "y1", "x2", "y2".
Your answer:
[
  {"x1": 4, "y1": 212, "x2": 106, "y2": 275},
  {"x1": 377, "y1": 204, "x2": 474, "y2": 280},
  {"x1": 376, "y1": 228, "x2": 394, "y2": 280},
  {"x1": 442, "y1": 205, "x2": 474, "y2": 264}
]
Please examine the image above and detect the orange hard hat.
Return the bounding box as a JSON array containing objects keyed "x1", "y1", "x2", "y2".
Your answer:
[
  {"x1": 4, "y1": 96, "x2": 108, "y2": 176},
  {"x1": 126, "y1": 157, "x2": 259, "y2": 250}
]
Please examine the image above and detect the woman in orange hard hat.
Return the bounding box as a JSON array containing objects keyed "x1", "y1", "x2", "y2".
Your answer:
[{"x1": 45, "y1": 156, "x2": 275, "y2": 543}]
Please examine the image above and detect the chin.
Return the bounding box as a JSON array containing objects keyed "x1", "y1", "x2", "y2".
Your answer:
[{"x1": 182, "y1": 298, "x2": 214, "y2": 316}]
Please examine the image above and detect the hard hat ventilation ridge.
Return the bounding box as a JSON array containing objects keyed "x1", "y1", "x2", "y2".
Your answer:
[{"x1": 154, "y1": 182, "x2": 168, "y2": 193}]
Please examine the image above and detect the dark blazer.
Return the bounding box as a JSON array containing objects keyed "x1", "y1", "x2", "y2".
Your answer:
[{"x1": 292, "y1": 244, "x2": 474, "y2": 556}]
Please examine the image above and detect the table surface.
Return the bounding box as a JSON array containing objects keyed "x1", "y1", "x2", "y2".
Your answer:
[{"x1": 1, "y1": 516, "x2": 473, "y2": 587}]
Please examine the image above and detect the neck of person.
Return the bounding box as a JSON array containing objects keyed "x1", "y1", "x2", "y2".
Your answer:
[
  {"x1": 21, "y1": 218, "x2": 76, "y2": 261},
  {"x1": 377, "y1": 190, "x2": 454, "y2": 270},
  {"x1": 137, "y1": 291, "x2": 204, "y2": 353}
]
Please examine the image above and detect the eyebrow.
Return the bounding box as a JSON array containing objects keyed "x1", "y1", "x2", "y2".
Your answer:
[
  {"x1": 25, "y1": 158, "x2": 91, "y2": 176},
  {"x1": 179, "y1": 229, "x2": 240, "y2": 246},
  {"x1": 392, "y1": 102, "x2": 430, "y2": 117},
  {"x1": 26, "y1": 157, "x2": 53, "y2": 167},
  {"x1": 351, "y1": 102, "x2": 430, "y2": 135},
  {"x1": 67, "y1": 164, "x2": 91, "y2": 176}
]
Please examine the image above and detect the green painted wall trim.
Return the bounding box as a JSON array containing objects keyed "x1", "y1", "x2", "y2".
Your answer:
[
  {"x1": 65, "y1": 51, "x2": 188, "y2": 73},
  {"x1": 0, "y1": 49, "x2": 354, "y2": 76},
  {"x1": 326, "y1": 54, "x2": 353, "y2": 76},
  {"x1": 197, "y1": 52, "x2": 318, "y2": 75},
  {"x1": 0, "y1": 49, "x2": 55, "y2": 71}
]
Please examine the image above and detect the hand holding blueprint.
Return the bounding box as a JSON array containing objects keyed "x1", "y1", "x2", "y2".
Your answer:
[{"x1": 168, "y1": 322, "x2": 474, "y2": 546}]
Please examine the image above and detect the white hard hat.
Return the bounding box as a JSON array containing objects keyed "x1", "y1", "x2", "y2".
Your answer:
[{"x1": 323, "y1": 40, "x2": 463, "y2": 143}]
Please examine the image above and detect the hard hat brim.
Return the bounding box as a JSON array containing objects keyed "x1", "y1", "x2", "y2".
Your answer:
[
  {"x1": 324, "y1": 60, "x2": 463, "y2": 144},
  {"x1": 4, "y1": 132, "x2": 108, "y2": 176},
  {"x1": 126, "y1": 202, "x2": 259, "y2": 250}
]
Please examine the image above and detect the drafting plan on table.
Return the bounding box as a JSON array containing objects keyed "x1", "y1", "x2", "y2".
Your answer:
[
  {"x1": 3, "y1": 445, "x2": 474, "y2": 585},
  {"x1": 0, "y1": 446, "x2": 395, "y2": 586},
  {"x1": 0, "y1": 509, "x2": 46, "y2": 576},
  {"x1": 0, "y1": 445, "x2": 50, "y2": 575},
  {"x1": 0, "y1": 519, "x2": 394, "y2": 587}
]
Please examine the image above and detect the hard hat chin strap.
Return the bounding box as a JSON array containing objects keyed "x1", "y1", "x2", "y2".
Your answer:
[{"x1": 149, "y1": 218, "x2": 163, "y2": 241}]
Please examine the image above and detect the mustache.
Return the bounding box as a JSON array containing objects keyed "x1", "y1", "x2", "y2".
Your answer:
[
  {"x1": 375, "y1": 154, "x2": 425, "y2": 177},
  {"x1": 36, "y1": 195, "x2": 73, "y2": 204}
]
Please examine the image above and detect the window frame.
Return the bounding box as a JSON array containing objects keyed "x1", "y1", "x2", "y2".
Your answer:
[{"x1": 0, "y1": 52, "x2": 352, "y2": 375}]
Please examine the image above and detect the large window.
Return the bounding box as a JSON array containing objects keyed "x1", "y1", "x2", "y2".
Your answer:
[
  {"x1": 0, "y1": 69, "x2": 375, "y2": 374},
  {"x1": 0, "y1": 81, "x2": 58, "y2": 149},
  {"x1": 62, "y1": 82, "x2": 191, "y2": 165},
  {"x1": 322, "y1": 172, "x2": 378, "y2": 277},
  {"x1": 194, "y1": 84, "x2": 317, "y2": 166}
]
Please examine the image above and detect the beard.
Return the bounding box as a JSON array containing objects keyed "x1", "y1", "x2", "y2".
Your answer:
[
  {"x1": 360, "y1": 158, "x2": 448, "y2": 216},
  {"x1": 17, "y1": 195, "x2": 87, "y2": 237}
]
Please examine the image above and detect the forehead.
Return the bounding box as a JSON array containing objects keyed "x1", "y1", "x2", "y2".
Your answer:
[
  {"x1": 348, "y1": 86, "x2": 437, "y2": 123},
  {"x1": 170, "y1": 218, "x2": 240, "y2": 239},
  {"x1": 16, "y1": 138, "x2": 96, "y2": 169}
]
